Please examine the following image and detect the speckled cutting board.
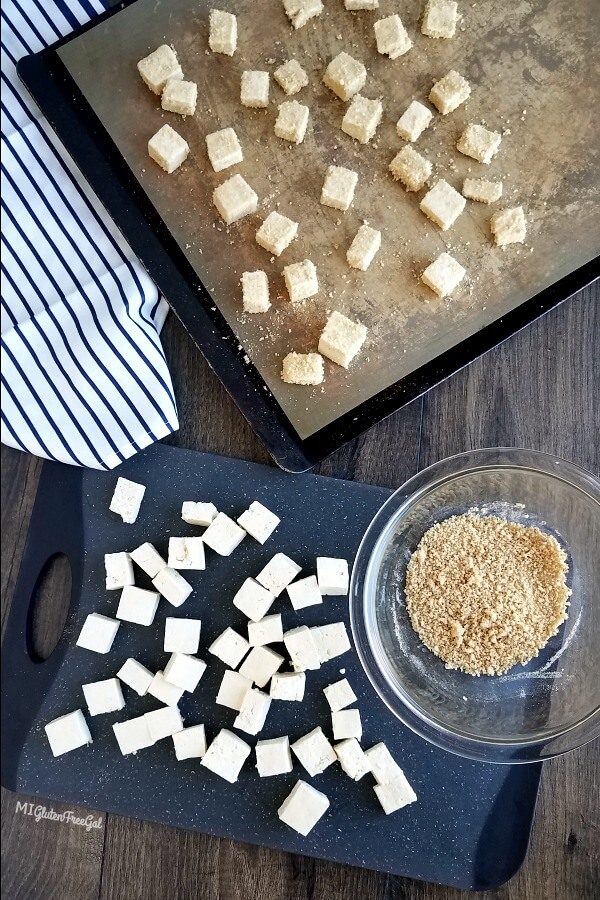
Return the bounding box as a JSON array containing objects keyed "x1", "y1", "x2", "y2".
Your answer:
[{"x1": 1, "y1": 443, "x2": 541, "y2": 889}]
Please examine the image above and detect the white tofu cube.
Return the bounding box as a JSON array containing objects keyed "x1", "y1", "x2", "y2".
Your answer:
[
  {"x1": 113, "y1": 715, "x2": 155, "y2": 755},
  {"x1": 256, "y1": 736, "x2": 293, "y2": 776},
  {"x1": 323, "y1": 52, "x2": 366, "y2": 102},
  {"x1": 137, "y1": 44, "x2": 182, "y2": 94},
  {"x1": 278, "y1": 780, "x2": 329, "y2": 835},
  {"x1": 283, "y1": 259, "x2": 319, "y2": 302},
  {"x1": 283, "y1": 0, "x2": 323, "y2": 29},
  {"x1": 209, "y1": 8, "x2": 237, "y2": 55},
  {"x1": 332, "y1": 708, "x2": 362, "y2": 740},
  {"x1": 208, "y1": 626, "x2": 250, "y2": 668},
  {"x1": 161, "y1": 79, "x2": 197, "y2": 117},
  {"x1": 163, "y1": 652, "x2": 207, "y2": 692},
  {"x1": 148, "y1": 124, "x2": 189, "y2": 174},
  {"x1": 342, "y1": 95, "x2": 383, "y2": 144},
  {"x1": 167, "y1": 536, "x2": 206, "y2": 570},
  {"x1": 76, "y1": 613, "x2": 119, "y2": 654},
  {"x1": 335, "y1": 738, "x2": 370, "y2": 780},
  {"x1": 239, "y1": 645, "x2": 284, "y2": 687},
  {"x1": 274, "y1": 100, "x2": 310, "y2": 144},
  {"x1": 147, "y1": 671, "x2": 184, "y2": 706},
  {"x1": 462, "y1": 177, "x2": 503, "y2": 204},
  {"x1": 457, "y1": 123, "x2": 502, "y2": 164},
  {"x1": 421, "y1": 252, "x2": 465, "y2": 297},
  {"x1": 270, "y1": 671, "x2": 306, "y2": 701},
  {"x1": 365, "y1": 741, "x2": 406, "y2": 784},
  {"x1": 345, "y1": 0, "x2": 379, "y2": 8},
  {"x1": 202, "y1": 511, "x2": 246, "y2": 555},
  {"x1": 274, "y1": 59, "x2": 308, "y2": 95},
  {"x1": 256, "y1": 553, "x2": 302, "y2": 596},
  {"x1": 181, "y1": 501, "x2": 218, "y2": 526},
  {"x1": 287, "y1": 574, "x2": 322, "y2": 611},
  {"x1": 283, "y1": 626, "x2": 321, "y2": 671},
  {"x1": 318, "y1": 311, "x2": 367, "y2": 369},
  {"x1": 82, "y1": 677, "x2": 125, "y2": 716},
  {"x1": 241, "y1": 70, "x2": 269, "y2": 108},
  {"x1": 248, "y1": 613, "x2": 284, "y2": 646},
  {"x1": 216, "y1": 669, "x2": 253, "y2": 710},
  {"x1": 291, "y1": 727, "x2": 336, "y2": 776},
  {"x1": 129, "y1": 542, "x2": 166, "y2": 578},
  {"x1": 389, "y1": 145, "x2": 432, "y2": 191},
  {"x1": 374, "y1": 15, "x2": 412, "y2": 58},
  {"x1": 429, "y1": 70, "x2": 471, "y2": 114},
  {"x1": 320, "y1": 165, "x2": 358, "y2": 211},
  {"x1": 256, "y1": 211, "x2": 298, "y2": 256},
  {"x1": 144, "y1": 705, "x2": 184, "y2": 742},
  {"x1": 374, "y1": 777, "x2": 417, "y2": 813},
  {"x1": 420, "y1": 179, "x2": 466, "y2": 230},
  {"x1": 490, "y1": 206, "x2": 527, "y2": 246},
  {"x1": 316, "y1": 557, "x2": 349, "y2": 595},
  {"x1": 45, "y1": 710, "x2": 92, "y2": 757},
  {"x1": 116, "y1": 585, "x2": 160, "y2": 626},
  {"x1": 237, "y1": 501, "x2": 280, "y2": 544},
  {"x1": 104, "y1": 552, "x2": 134, "y2": 591},
  {"x1": 241, "y1": 270, "x2": 271, "y2": 314},
  {"x1": 233, "y1": 578, "x2": 276, "y2": 622},
  {"x1": 117, "y1": 658, "x2": 154, "y2": 696},
  {"x1": 109, "y1": 477, "x2": 146, "y2": 523},
  {"x1": 233, "y1": 687, "x2": 271, "y2": 735},
  {"x1": 205, "y1": 127, "x2": 243, "y2": 173},
  {"x1": 422, "y1": 0, "x2": 458, "y2": 39},
  {"x1": 201, "y1": 728, "x2": 251, "y2": 782},
  {"x1": 213, "y1": 174, "x2": 258, "y2": 225},
  {"x1": 173, "y1": 724, "x2": 207, "y2": 760},
  {"x1": 396, "y1": 100, "x2": 433, "y2": 142},
  {"x1": 346, "y1": 225, "x2": 381, "y2": 271},
  {"x1": 311, "y1": 622, "x2": 351, "y2": 662},
  {"x1": 152, "y1": 566, "x2": 193, "y2": 607},
  {"x1": 323, "y1": 678, "x2": 357, "y2": 711},
  {"x1": 164, "y1": 617, "x2": 202, "y2": 654},
  {"x1": 281, "y1": 352, "x2": 325, "y2": 386}
]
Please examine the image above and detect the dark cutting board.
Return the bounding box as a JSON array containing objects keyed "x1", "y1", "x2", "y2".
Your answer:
[{"x1": 1, "y1": 443, "x2": 541, "y2": 890}]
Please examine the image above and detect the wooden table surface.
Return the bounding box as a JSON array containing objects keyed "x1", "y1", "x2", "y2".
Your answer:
[{"x1": 1, "y1": 284, "x2": 598, "y2": 899}]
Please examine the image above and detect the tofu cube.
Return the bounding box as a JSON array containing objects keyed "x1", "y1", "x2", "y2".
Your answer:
[
  {"x1": 144, "y1": 705, "x2": 184, "y2": 742},
  {"x1": 335, "y1": 738, "x2": 370, "y2": 780},
  {"x1": 346, "y1": 225, "x2": 381, "y2": 271},
  {"x1": 257, "y1": 553, "x2": 302, "y2": 596},
  {"x1": 462, "y1": 177, "x2": 503, "y2": 204},
  {"x1": 181, "y1": 501, "x2": 218, "y2": 526},
  {"x1": 241, "y1": 70, "x2": 269, "y2": 108},
  {"x1": 278, "y1": 780, "x2": 329, "y2": 835},
  {"x1": 457, "y1": 123, "x2": 502, "y2": 164},
  {"x1": 163, "y1": 652, "x2": 207, "y2": 692},
  {"x1": 152, "y1": 566, "x2": 193, "y2": 607},
  {"x1": 283, "y1": 0, "x2": 323, "y2": 29},
  {"x1": 104, "y1": 552, "x2": 134, "y2": 591},
  {"x1": 201, "y1": 728, "x2": 251, "y2": 783},
  {"x1": 113, "y1": 715, "x2": 154, "y2": 755},
  {"x1": 429, "y1": 70, "x2": 471, "y2": 114},
  {"x1": 248, "y1": 613, "x2": 284, "y2": 646},
  {"x1": 320, "y1": 165, "x2": 358, "y2": 211},
  {"x1": 274, "y1": 59, "x2": 308, "y2": 95},
  {"x1": 213, "y1": 174, "x2": 258, "y2": 225},
  {"x1": 323, "y1": 677, "x2": 357, "y2": 711},
  {"x1": 389, "y1": 145, "x2": 432, "y2": 192},
  {"x1": 209, "y1": 9, "x2": 237, "y2": 55},
  {"x1": 117, "y1": 657, "x2": 154, "y2": 696},
  {"x1": 421, "y1": 252, "x2": 465, "y2": 297},
  {"x1": 311, "y1": 622, "x2": 351, "y2": 662},
  {"x1": 422, "y1": 0, "x2": 458, "y2": 39},
  {"x1": 342, "y1": 95, "x2": 383, "y2": 144},
  {"x1": 168, "y1": 536, "x2": 205, "y2": 570},
  {"x1": 291, "y1": 727, "x2": 336, "y2": 776},
  {"x1": 396, "y1": 100, "x2": 433, "y2": 142},
  {"x1": 256, "y1": 211, "x2": 298, "y2": 256},
  {"x1": 205, "y1": 127, "x2": 243, "y2": 173},
  {"x1": 374, "y1": 777, "x2": 417, "y2": 813},
  {"x1": 164, "y1": 617, "x2": 202, "y2": 654},
  {"x1": 237, "y1": 500, "x2": 280, "y2": 543},
  {"x1": 76, "y1": 613, "x2": 119, "y2": 654},
  {"x1": 161, "y1": 79, "x2": 197, "y2": 117},
  {"x1": 323, "y1": 52, "x2": 366, "y2": 102},
  {"x1": 148, "y1": 124, "x2": 189, "y2": 174},
  {"x1": 365, "y1": 741, "x2": 406, "y2": 784},
  {"x1": 233, "y1": 687, "x2": 272, "y2": 735},
  {"x1": 283, "y1": 259, "x2": 319, "y2": 302},
  {"x1": 270, "y1": 671, "x2": 306, "y2": 701},
  {"x1": 173, "y1": 724, "x2": 207, "y2": 760},
  {"x1": 45, "y1": 710, "x2": 92, "y2": 757},
  {"x1": 216, "y1": 669, "x2": 253, "y2": 710},
  {"x1": 374, "y1": 15, "x2": 412, "y2": 58},
  {"x1": 318, "y1": 311, "x2": 367, "y2": 369},
  {"x1": 490, "y1": 206, "x2": 527, "y2": 246},
  {"x1": 274, "y1": 100, "x2": 310, "y2": 144},
  {"x1": 130, "y1": 542, "x2": 166, "y2": 578},
  {"x1": 137, "y1": 44, "x2": 182, "y2": 95},
  {"x1": 82, "y1": 677, "x2": 125, "y2": 716},
  {"x1": 420, "y1": 179, "x2": 466, "y2": 230},
  {"x1": 147, "y1": 671, "x2": 184, "y2": 706},
  {"x1": 208, "y1": 626, "x2": 250, "y2": 668},
  {"x1": 256, "y1": 736, "x2": 293, "y2": 776},
  {"x1": 281, "y1": 352, "x2": 325, "y2": 386},
  {"x1": 117, "y1": 585, "x2": 160, "y2": 626},
  {"x1": 283, "y1": 626, "x2": 321, "y2": 671},
  {"x1": 109, "y1": 477, "x2": 146, "y2": 523},
  {"x1": 202, "y1": 511, "x2": 246, "y2": 555},
  {"x1": 239, "y1": 644, "x2": 284, "y2": 687},
  {"x1": 332, "y1": 708, "x2": 362, "y2": 740},
  {"x1": 233, "y1": 578, "x2": 276, "y2": 622},
  {"x1": 287, "y1": 574, "x2": 322, "y2": 611},
  {"x1": 345, "y1": 0, "x2": 379, "y2": 8},
  {"x1": 317, "y1": 557, "x2": 349, "y2": 595}
]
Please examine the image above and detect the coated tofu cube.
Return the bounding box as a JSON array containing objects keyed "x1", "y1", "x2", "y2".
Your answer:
[
  {"x1": 256, "y1": 736, "x2": 293, "y2": 776},
  {"x1": 335, "y1": 738, "x2": 370, "y2": 780},
  {"x1": 209, "y1": 9, "x2": 237, "y2": 55},
  {"x1": 173, "y1": 724, "x2": 207, "y2": 760},
  {"x1": 109, "y1": 476, "x2": 145, "y2": 523},
  {"x1": 201, "y1": 728, "x2": 251, "y2": 783},
  {"x1": 163, "y1": 652, "x2": 207, "y2": 692},
  {"x1": 216, "y1": 669, "x2": 253, "y2": 710},
  {"x1": 238, "y1": 500, "x2": 280, "y2": 543},
  {"x1": 45, "y1": 710, "x2": 92, "y2": 757},
  {"x1": 270, "y1": 671, "x2": 306, "y2": 701},
  {"x1": 241, "y1": 270, "x2": 271, "y2": 313},
  {"x1": 283, "y1": 259, "x2": 319, "y2": 302},
  {"x1": 233, "y1": 578, "x2": 276, "y2": 622},
  {"x1": 420, "y1": 179, "x2": 466, "y2": 230},
  {"x1": 241, "y1": 70, "x2": 269, "y2": 108},
  {"x1": 205, "y1": 127, "x2": 243, "y2": 173},
  {"x1": 490, "y1": 206, "x2": 527, "y2": 246},
  {"x1": 281, "y1": 352, "x2": 324, "y2": 386},
  {"x1": 421, "y1": 252, "x2": 465, "y2": 297},
  {"x1": 374, "y1": 15, "x2": 412, "y2": 58},
  {"x1": 161, "y1": 79, "x2": 197, "y2": 116},
  {"x1": 342, "y1": 95, "x2": 383, "y2": 144},
  {"x1": 283, "y1": 626, "x2": 321, "y2": 671},
  {"x1": 113, "y1": 715, "x2": 154, "y2": 755},
  {"x1": 311, "y1": 622, "x2": 351, "y2": 662},
  {"x1": 274, "y1": 59, "x2": 308, "y2": 95},
  {"x1": 130, "y1": 542, "x2": 166, "y2": 578},
  {"x1": 76, "y1": 613, "x2": 119, "y2": 654},
  {"x1": 429, "y1": 70, "x2": 471, "y2": 114},
  {"x1": 213, "y1": 174, "x2": 258, "y2": 225},
  {"x1": 117, "y1": 585, "x2": 160, "y2": 626},
  {"x1": 202, "y1": 511, "x2": 246, "y2": 555},
  {"x1": 117, "y1": 658, "x2": 154, "y2": 696},
  {"x1": 317, "y1": 557, "x2": 349, "y2": 595},
  {"x1": 332, "y1": 708, "x2": 362, "y2": 740},
  {"x1": 256, "y1": 211, "x2": 298, "y2": 256},
  {"x1": 147, "y1": 671, "x2": 184, "y2": 706},
  {"x1": 168, "y1": 536, "x2": 206, "y2": 570},
  {"x1": 287, "y1": 574, "x2": 322, "y2": 611},
  {"x1": 248, "y1": 613, "x2": 284, "y2": 646},
  {"x1": 278, "y1": 780, "x2": 329, "y2": 835},
  {"x1": 374, "y1": 777, "x2": 417, "y2": 813},
  {"x1": 346, "y1": 225, "x2": 381, "y2": 271},
  {"x1": 318, "y1": 311, "x2": 367, "y2": 369},
  {"x1": 323, "y1": 677, "x2": 357, "y2": 711},
  {"x1": 421, "y1": 0, "x2": 458, "y2": 39},
  {"x1": 104, "y1": 552, "x2": 134, "y2": 591},
  {"x1": 137, "y1": 44, "x2": 182, "y2": 94},
  {"x1": 274, "y1": 100, "x2": 309, "y2": 144},
  {"x1": 345, "y1": 0, "x2": 379, "y2": 8},
  {"x1": 462, "y1": 177, "x2": 503, "y2": 203},
  {"x1": 457, "y1": 123, "x2": 501, "y2": 164},
  {"x1": 257, "y1": 553, "x2": 302, "y2": 596},
  {"x1": 365, "y1": 741, "x2": 406, "y2": 784},
  {"x1": 144, "y1": 705, "x2": 184, "y2": 742},
  {"x1": 208, "y1": 626, "x2": 250, "y2": 668},
  {"x1": 283, "y1": 0, "x2": 323, "y2": 29},
  {"x1": 164, "y1": 617, "x2": 202, "y2": 654},
  {"x1": 152, "y1": 566, "x2": 193, "y2": 607},
  {"x1": 239, "y1": 645, "x2": 284, "y2": 687},
  {"x1": 148, "y1": 124, "x2": 189, "y2": 174},
  {"x1": 323, "y1": 52, "x2": 366, "y2": 102},
  {"x1": 389, "y1": 145, "x2": 432, "y2": 191},
  {"x1": 321, "y1": 165, "x2": 358, "y2": 211},
  {"x1": 233, "y1": 687, "x2": 271, "y2": 735},
  {"x1": 291, "y1": 727, "x2": 336, "y2": 776},
  {"x1": 181, "y1": 501, "x2": 218, "y2": 526},
  {"x1": 396, "y1": 100, "x2": 433, "y2": 142}
]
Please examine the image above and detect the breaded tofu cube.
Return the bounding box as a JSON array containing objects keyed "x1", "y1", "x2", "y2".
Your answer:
[
  {"x1": 345, "y1": 0, "x2": 379, "y2": 8},
  {"x1": 389, "y1": 145, "x2": 431, "y2": 191},
  {"x1": 283, "y1": 259, "x2": 319, "y2": 302},
  {"x1": 396, "y1": 100, "x2": 433, "y2": 142},
  {"x1": 342, "y1": 95, "x2": 383, "y2": 144},
  {"x1": 283, "y1": 0, "x2": 323, "y2": 29},
  {"x1": 346, "y1": 224, "x2": 381, "y2": 270},
  {"x1": 241, "y1": 71, "x2": 270, "y2": 108},
  {"x1": 161, "y1": 79, "x2": 197, "y2": 116},
  {"x1": 209, "y1": 9, "x2": 237, "y2": 55},
  {"x1": 241, "y1": 270, "x2": 271, "y2": 313},
  {"x1": 420, "y1": 179, "x2": 466, "y2": 230},
  {"x1": 274, "y1": 59, "x2": 309, "y2": 95},
  {"x1": 148, "y1": 124, "x2": 189, "y2": 174},
  {"x1": 205, "y1": 127, "x2": 243, "y2": 172},
  {"x1": 429, "y1": 70, "x2": 471, "y2": 114},
  {"x1": 323, "y1": 52, "x2": 366, "y2": 101},
  {"x1": 137, "y1": 45, "x2": 183, "y2": 95},
  {"x1": 282, "y1": 352, "x2": 325, "y2": 385},
  {"x1": 462, "y1": 177, "x2": 503, "y2": 203},
  {"x1": 490, "y1": 206, "x2": 527, "y2": 246},
  {"x1": 318, "y1": 311, "x2": 367, "y2": 368},
  {"x1": 457, "y1": 123, "x2": 502, "y2": 164},
  {"x1": 213, "y1": 173, "x2": 258, "y2": 224},
  {"x1": 374, "y1": 15, "x2": 412, "y2": 59},
  {"x1": 421, "y1": 0, "x2": 458, "y2": 39},
  {"x1": 256, "y1": 211, "x2": 298, "y2": 256},
  {"x1": 274, "y1": 100, "x2": 310, "y2": 144},
  {"x1": 421, "y1": 252, "x2": 466, "y2": 296},
  {"x1": 321, "y1": 165, "x2": 358, "y2": 211}
]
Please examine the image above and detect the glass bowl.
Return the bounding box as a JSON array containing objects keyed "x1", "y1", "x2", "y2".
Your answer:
[{"x1": 350, "y1": 448, "x2": 600, "y2": 764}]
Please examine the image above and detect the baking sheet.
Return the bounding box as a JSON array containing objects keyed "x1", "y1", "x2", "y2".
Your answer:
[{"x1": 58, "y1": 0, "x2": 599, "y2": 439}]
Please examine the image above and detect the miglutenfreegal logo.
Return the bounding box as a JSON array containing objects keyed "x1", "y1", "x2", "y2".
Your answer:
[{"x1": 15, "y1": 801, "x2": 103, "y2": 831}]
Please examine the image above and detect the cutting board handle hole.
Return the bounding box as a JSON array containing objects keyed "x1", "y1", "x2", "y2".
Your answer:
[{"x1": 26, "y1": 553, "x2": 72, "y2": 663}]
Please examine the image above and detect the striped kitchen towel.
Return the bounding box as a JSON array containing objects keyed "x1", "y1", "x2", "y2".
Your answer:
[{"x1": 1, "y1": 0, "x2": 179, "y2": 469}]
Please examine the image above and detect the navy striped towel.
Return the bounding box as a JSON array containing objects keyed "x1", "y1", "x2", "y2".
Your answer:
[{"x1": 1, "y1": 0, "x2": 179, "y2": 469}]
